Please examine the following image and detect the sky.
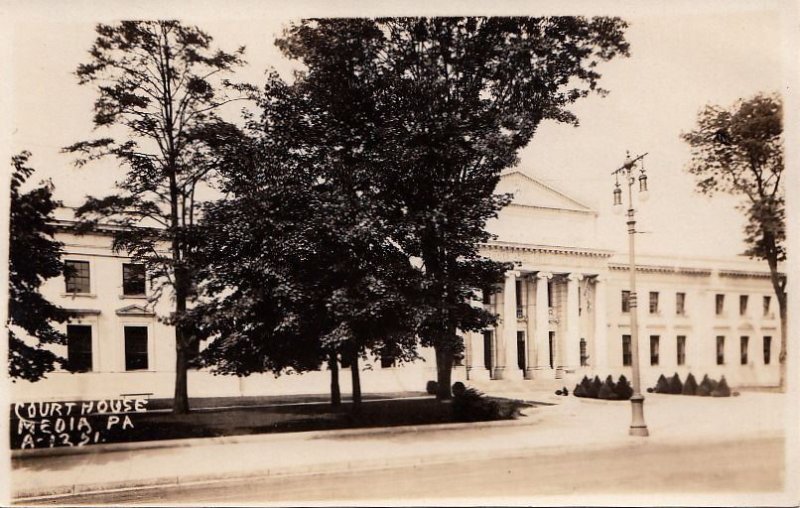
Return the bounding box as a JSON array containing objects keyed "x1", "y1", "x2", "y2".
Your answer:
[{"x1": 2, "y1": 0, "x2": 794, "y2": 259}]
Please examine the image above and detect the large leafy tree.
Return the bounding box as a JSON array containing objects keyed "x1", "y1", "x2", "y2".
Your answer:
[
  {"x1": 191, "y1": 75, "x2": 422, "y2": 409},
  {"x1": 277, "y1": 17, "x2": 630, "y2": 398},
  {"x1": 8, "y1": 152, "x2": 73, "y2": 381},
  {"x1": 682, "y1": 93, "x2": 786, "y2": 388},
  {"x1": 64, "y1": 21, "x2": 247, "y2": 413}
]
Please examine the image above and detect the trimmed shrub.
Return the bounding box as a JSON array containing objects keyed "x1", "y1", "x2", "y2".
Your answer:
[
  {"x1": 668, "y1": 373, "x2": 683, "y2": 394},
  {"x1": 614, "y1": 375, "x2": 633, "y2": 400},
  {"x1": 589, "y1": 376, "x2": 603, "y2": 398},
  {"x1": 452, "y1": 387, "x2": 501, "y2": 422},
  {"x1": 711, "y1": 376, "x2": 731, "y2": 397},
  {"x1": 574, "y1": 383, "x2": 585, "y2": 397},
  {"x1": 561, "y1": 386, "x2": 569, "y2": 396},
  {"x1": 697, "y1": 375, "x2": 713, "y2": 396},
  {"x1": 452, "y1": 382, "x2": 466, "y2": 397},
  {"x1": 598, "y1": 378, "x2": 621, "y2": 400},
  {"x1": 682, "y1": 373, "x2": 698, "y2": 395},
  {"x1": 654, "y1": 374, "x2": 670, "y2": 394},
  {"x1": 426, "y1": 380, "x2": 438, "y2": 395}
]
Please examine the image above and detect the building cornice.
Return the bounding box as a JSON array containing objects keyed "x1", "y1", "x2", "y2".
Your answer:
[
  {"x1": 608, "y1": 263, "x2": 713, "y2": 276},
  {"x1": 718, "y1": 269, "x2": 775, "y2": 280},
  {"x1": 480, "y1": 241, "x2": 614, "y2": 258},
  {"x1": 505, "y1": 203, "x2": 598, "y2": 216}
]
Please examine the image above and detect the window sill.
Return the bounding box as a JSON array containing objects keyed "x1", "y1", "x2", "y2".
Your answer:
[
  {"x1": 61, "y1": 293, "x2": 97, "y2": 299},
  {"x1": 119, "y1": 294, "x2": 148, "y2": 300}
]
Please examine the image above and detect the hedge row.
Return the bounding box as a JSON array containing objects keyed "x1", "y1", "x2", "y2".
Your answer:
[
  {"x1": 647, "y1": 373, "x2": 733, "y2": 397},
  {"x1": 572, "y1": 375, "x2": 633, "y2": 400}
]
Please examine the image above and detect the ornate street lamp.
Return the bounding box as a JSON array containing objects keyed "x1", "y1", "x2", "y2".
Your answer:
[{"x1": 611, "y1": 151, "x2": 650, "y2": 437}]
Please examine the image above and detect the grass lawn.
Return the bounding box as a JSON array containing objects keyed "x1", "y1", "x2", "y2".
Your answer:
[{"x1": 11, "y1": 393, "x2": 536, "y2": 449}]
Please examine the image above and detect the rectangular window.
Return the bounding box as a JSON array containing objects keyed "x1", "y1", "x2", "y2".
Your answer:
[
  {"x1": 715, "y1": 294, "x2": 725, "y2": 316},
  {"x1": 483, "y1": 331, "x2": 493, "y2": 370},
  {"x1": 482, "y1": 287, "x2": 491, "y2": 305},
  {"x1": 763, "y1": 296, "x2": 772, "y2": 317},
  {"x1": 516, "y1": 280, "x2": 524, "y2": 318},
  {"x1": 122, "y1": 263, "x2": 146, "y2": 296},
  {"x1": 66, "y1": 325, "x2": 92, "y2": 372},
  {"x1": 677, "y1": 335, "x2": 686, "y2": 366},
  {"x1": 380, "y1": 352, "x2": 396, "y2": 369},
  {"x1": 763, "y1": 336, "x2": 772, "y2": 365},
  {"x1": 580, "y1": 338, "x2": 588, "y2": 367},
  {"x1": 124, "y1": 326, "x2": 149, "y2": 371},
  {"x1": 621, "y1": 290, "x2": 631, "y2": 313},
  {"x1": 716, "y1": 336, "x2": 725, "y2": 365},
  {"x1": 516, "y1": 331, "x2": 526, "y2": 370},
  {"x1": 649, "y1": 292, "x2": 659, "y2": 314},
  {"x1": 739, "y1": 295, "x2": 749, "y2": 316},
  {"x1": 547, "y1": 281, "x2": 554, "y2": 308},
  {"x1": 740, "y1": 336, "x2": 749, "y2": 365},
  {"x1": 622, "y1": 335, "x2": 632, "y2": 366},
  {"x1": 65, "y1": 260, "x2": 90, "y2": 294},
  {"x1": 676, "y1": 292, "x2": 686, "y2": 316},
  {"x1": 650, "y1": 335, "x2": 660, "y2": 366}
]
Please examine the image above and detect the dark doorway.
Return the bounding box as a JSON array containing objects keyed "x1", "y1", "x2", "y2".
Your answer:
[
  {"x1": 517, "y1": 331, "x2": 526, "y2": 370},
  {"x1": 483, "y1": 331, "x2": 493, "y2": 371}
]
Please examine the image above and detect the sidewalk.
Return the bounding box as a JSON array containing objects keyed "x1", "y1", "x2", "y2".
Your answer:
[{"x1": 11, "y1": 390, "x2": 787, "y2": 501}]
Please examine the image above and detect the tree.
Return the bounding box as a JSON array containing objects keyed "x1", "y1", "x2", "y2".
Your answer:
[
  {"x1": 277, "y1": 17, "x2": 630, "y2": 398},
  {"x1": 8, "y1": 152, "x2": 73, "y2": 381},
  {"x1": 190, "y1": 76, "x2": 423, "y2": 408},
  {"x1": 64, "y1": 21, "x2": 247, "y2": 413},
  {"x1": 682, "y1": 93, "x2": 786, "y2": 389}
]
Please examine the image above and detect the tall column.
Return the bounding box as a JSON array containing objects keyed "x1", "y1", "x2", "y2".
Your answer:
[
  {"x1": 494, "y1": 270, "x2": 521, "y2": 380},
  {"x1": 524, "y1": 275, "x2": 536, "y2": 380},
  {"x1": 534, "y1": 272, "x2": 553, "y2": 376},
  {"x1": 565, "y1": 273, "x2": 583, "y2": 373},
  {"x1": 466, "y1": 291, "x2": 490, "y2": 381},
  {"x1": 593, "y1": 276, "x2": 609, "y2": 370}
]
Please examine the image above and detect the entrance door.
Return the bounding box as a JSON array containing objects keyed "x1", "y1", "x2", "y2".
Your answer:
[
  {"x1": 517, "y1": 331, "x2": 526, "y2": 370},
  {"x1": 548, "y1": 331, "x2": 555, "y2": 369},
  {"x1": 483, "y1": 331, "x2": 493, "y2": 371}
]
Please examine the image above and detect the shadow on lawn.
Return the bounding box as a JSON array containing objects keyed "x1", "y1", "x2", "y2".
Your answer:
[{"x1": 11, "y1": 394, "x2": 537, "y2": 450}]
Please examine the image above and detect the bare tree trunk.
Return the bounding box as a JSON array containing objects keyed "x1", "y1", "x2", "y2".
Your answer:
[
  {"x1": 350, "y1": 352, "x2": 362, "y2": 411},
  {"x1": 329, "y1": 352, "x2": 341, "y2": 407},
  {"x1": 779, "y1": 299, "x2": 787, "y2": 392},
  {"x1": 435, "y1": 344, "x2": 454, "y2": 400},
  {"x1": 172, "y1": 267, "x2": 190, "y2": 414}
]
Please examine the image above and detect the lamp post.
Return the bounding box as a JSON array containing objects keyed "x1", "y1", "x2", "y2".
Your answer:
[{"x1": 612, "y1": 151, "x2": 650, "y2": 437}]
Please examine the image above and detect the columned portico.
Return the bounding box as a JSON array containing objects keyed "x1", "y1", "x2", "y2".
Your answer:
[
  {"x1": 593, "y1": 276, "x2": 609, "y2": 370},
  {"x1": 494, "y1": 270, "x2": 523, "y2": 380},
  {"x1": 565, "y1": 273, "x2": 583, "y2": 372},
  {"x1": 523, "y1": 274, "x2": 536, "y2": 379},
  {"x1": 466, "y1": 291, "x2": 490, "y2": 381},
  {"x1": 532, "y1": 271, "x2": 553, "y2": 377}
]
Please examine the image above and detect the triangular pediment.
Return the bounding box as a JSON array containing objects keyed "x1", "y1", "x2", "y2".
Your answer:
[
  {"x1": 116, "y1": 304, "x2": 155, "y2": 317},
  {"x1": 496, "y1": 170, "x2": 594, "y2": 214}
]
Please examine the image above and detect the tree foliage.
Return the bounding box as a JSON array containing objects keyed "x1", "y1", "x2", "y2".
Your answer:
[
  {"x1": 682, "y1": 92, "x2": 787, "y2": 387},
  {"x1": 191, "y1": 70, "x2": 424, "y2": 407},
  {"x1": 276, "y1": 17, "x2": 630, "y2": 398},
  {"x1": 8, "y1": 152, "x2": 72, "y2": 381},
  {"x1": 64, "y1": 21, "x2": 247, "y2": 413}
]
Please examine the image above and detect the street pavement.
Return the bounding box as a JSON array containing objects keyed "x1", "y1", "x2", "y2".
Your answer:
[
  {"x1": 26, "y1": 436, "x2": 785, "y2": 505},
  {"x1": 9, "y1": 387, "x2": 793, "y2": 505}
]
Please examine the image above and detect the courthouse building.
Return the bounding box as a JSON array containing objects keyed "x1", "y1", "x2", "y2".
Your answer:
[{"x1": 11, "y1": 170, "x2": 783, "y2": 402}]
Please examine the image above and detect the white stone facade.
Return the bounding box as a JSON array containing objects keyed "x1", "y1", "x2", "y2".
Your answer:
[{"x1": 10, "y1": 171, "x2": 783, "y2": 402}]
